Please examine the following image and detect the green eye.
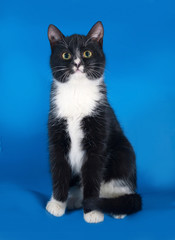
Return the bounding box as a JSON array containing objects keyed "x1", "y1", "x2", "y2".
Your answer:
[
  {"x1": 83, "y1": 50, "x2": 92, "y2": 58},
  {"x1": 62, "y1": 52, "x2": 71, "y2": 60}
]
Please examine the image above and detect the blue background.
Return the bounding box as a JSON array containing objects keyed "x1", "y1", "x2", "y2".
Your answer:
[{"x1": 0, "y1": 0, "x2": 175, "y2": 239}]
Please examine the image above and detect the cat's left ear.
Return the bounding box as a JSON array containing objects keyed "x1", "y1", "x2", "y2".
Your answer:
[{"x1": 87, "y1": 21, "x2": 104, "y2": 47}]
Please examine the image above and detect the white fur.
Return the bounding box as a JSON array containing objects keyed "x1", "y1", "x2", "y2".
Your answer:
[
  {"x1": 113, "y1": 214, "x2": 126, "y2": 219},
  {"x1": 78, "y1": 65, "x2": 84, "y2": 72},
  {"x1": 73, "y1": 65, "x2": 84, "y2": 72},
  {"x1": 100, "y1": 180, "x2": 132, "y2": 220},
  {"x1": 74, "y1": 58, "x2": 81, "y2": 65},
  {"x1": 46, "y1": 196, "x2": 66, "y2": 217},
  {"x1": 73, "y1": 57, "x2": 84, "y2": 72},
  {"x1": 84, "y1": 211, "x2": 104, "y2": 223},
  {"x1": 53, "y1": 73, "x2": 103, "y2": 118},
  {"x1": 100, "y1": 179, "x2": 133, "y2": 198},
  {"x1": 66, "y1": 180, "x2": 132, "y2": 209},
  {"x1": 53, "y1": 73, "x2": 103, "y2": 174},
  {"x1": 67, "y1": 117, "x2": 85, "y2": 173}
]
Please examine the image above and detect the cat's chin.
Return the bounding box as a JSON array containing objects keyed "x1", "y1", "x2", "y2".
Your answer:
[
  {"x1": 72, "y1": 70, "x2": 84, "y2": 75},
  {"x1": 70, "y1": 71, "x2": 98, "y2": 81},
  {"x1": 70, "y1": 71, "x2": 86, "y2": 79}
]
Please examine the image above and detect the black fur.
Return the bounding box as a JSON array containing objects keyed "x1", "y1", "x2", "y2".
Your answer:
[
  {"x1": 83, "y1": 194, "x2": 142, "y2": 215},
  {"x1": 47, "y1": 22, "x2": 142, "y2": 217},
  {"x1": 49, "y1": 34, "x2": 105, "y2": 82}
]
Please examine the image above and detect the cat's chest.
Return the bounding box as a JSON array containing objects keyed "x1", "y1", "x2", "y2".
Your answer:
[
  {"x1": 53, "y1": 75, "x2": 102, "y2": 119},
  {"x1": 53, "y1": 75, "x2": 103, "y2": 173}
]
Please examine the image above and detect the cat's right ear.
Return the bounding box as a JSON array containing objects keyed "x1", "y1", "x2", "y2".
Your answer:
[{"x1": 48, "y1": 24, "x2": 65, "y2": 48}]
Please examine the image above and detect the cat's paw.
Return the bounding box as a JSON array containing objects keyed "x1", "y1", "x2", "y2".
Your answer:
[
  {"x1": 67, "y1": 197, "x2": 82, "y2": 210},
  {"x1": 84, "y1": 210, "x2": 104, "y2": 223},
  {"x1": 113, "y1": 214, "x2": 126, "y2": 219},
  {"x1": 46, "y1": 198, "x2": 66, "y2": 217}
]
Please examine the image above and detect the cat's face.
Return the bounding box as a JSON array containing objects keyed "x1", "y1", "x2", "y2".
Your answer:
[{"x1": 48, "y1": 22, "x2": 105, "y2": 82}]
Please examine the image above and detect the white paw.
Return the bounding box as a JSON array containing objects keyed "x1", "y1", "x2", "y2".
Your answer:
[
  {"x1": 67, "y1": 197, "x2": 82, "y2": 210},
  {"x1": 113, "y1": 214, "x2": 126, "y2": 219},
  {"x1": 84, "y1": 211, "x2": 104, "y2": 223},
  {"x1": 46, "y1": 198, "x2": 66, "y2": 217}
]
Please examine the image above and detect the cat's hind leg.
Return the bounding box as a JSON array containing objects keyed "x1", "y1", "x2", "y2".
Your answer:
[
  {"x1": 100, "y1": 180, "x2": 133, "y2": 219},
  {"x1": 113, "y1": 214, "x2": 126, "y2": 219},
  {"x1": 67, "y1": 186, "x2": 104, "y2": 223}
]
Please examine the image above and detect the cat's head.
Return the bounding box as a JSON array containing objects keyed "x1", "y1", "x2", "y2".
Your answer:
[{"x1": 48, "y1": 21, "x2": 105, "y2": 82}]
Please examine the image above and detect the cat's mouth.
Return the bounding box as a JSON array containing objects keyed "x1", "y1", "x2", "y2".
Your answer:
[
  {"x1": 72, "y1": 65, "x2": 84, "y2": 74},
  {"x1": 75, "y1": 69, "x2": 83, "y2": 73}
]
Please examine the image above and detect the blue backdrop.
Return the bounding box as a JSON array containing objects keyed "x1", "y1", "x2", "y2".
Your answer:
[{"x1": 0, "y1": 0, "x2": 175, "y2": 239}]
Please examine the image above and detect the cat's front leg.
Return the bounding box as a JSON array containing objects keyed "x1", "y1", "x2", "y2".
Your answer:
[
  {"x1": 46, "y1": 120, "x2": 71, "y2": 217},
  {"x1": 82, "y1": 156, "x2": 104, "y2": 223},
  {"x1": 81, "y1": 116, "x2": 106, "y2": 223},
  {"x1": 46, "y1": 196, "x2": 67, "y2": 217},
  {"x1": 46, "y1": 154, "x2": 71, "y2": 217}
]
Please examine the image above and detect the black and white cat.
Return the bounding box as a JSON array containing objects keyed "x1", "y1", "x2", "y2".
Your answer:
[{"x1": 46, "y1": 21, "x2": 142, "y2": 223}]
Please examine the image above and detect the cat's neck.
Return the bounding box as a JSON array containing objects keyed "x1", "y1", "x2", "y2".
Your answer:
[
  {"x1": 52, "y1": 73, "x2": 105, "y2": 119},
  {"x1": 55, "y1": 72, "x2": 103, "y2": 86}
]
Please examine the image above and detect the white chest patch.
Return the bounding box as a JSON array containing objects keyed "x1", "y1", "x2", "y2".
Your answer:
[
  {"x1": 67, "y1": 117, "x2": 85, "y2": 173},
  {"x1": 53, "y1": 73, "x2": 103, "y2": 174}
]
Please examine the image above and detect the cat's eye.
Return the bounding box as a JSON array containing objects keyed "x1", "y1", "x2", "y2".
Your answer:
[
  {"x1": 83, "y1": 50, "x2": 92, "y2": 58},
  {"x1": 62, "y1": 52, "x2": 71, "y2": 60}
]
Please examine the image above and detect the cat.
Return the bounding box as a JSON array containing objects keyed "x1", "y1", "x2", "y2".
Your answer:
[{"x1": 46, "y1": 21, "x2": 142, "y2": 223}]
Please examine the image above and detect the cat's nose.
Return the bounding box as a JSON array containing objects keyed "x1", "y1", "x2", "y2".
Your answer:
[
  {"x1": 73, "y1": 57, "x2": 84, "y2": 73},
  {"x1": 74, "y1": 62, "x2": 81, "y2": 68},
  {"x1": 74, "y1": 58, "x2": 81, "y2": 68}
]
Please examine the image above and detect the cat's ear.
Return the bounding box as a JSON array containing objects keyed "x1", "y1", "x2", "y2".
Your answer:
[
  {"x1": 87, "y1": 21, "x2": 104, "y2": 46},
  {"x1": 48, "y1": 24, "x2": 65, "y2": 48}
]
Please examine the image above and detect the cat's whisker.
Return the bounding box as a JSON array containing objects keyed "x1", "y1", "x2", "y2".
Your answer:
[
  {"x1": 88, "y1": 63, "x2": 111, "y2": 73},
  {"x1": 89, "y1": 66, "x2": 110, "y2": 73},
  {"x1": 62, "y1": 73, "x2": 68, "y2": 82},
  {"x1": 88, "y1": 69, "x2": 101, "y2": 78},
  {"x1": 86, "y1": 69, "x2": 96, "y2": 80},
  {"x1": 59, "y1": 70, "x2": 70, "y2": 82},
  {"x1": 52, "y1": 68, "x2": 67, "y2": 72},
  {"x1": 52, "y1": 69, "x2": 68, "y2": 75},
  {"x1": 53, "y1": 70, "x2": 64, "y2": 78},
  {"x1": 52, "y1": 66, "x2": 69, "y2": 72},
  {"x1": 88, "y1": 63, "x2": 104, "y2": 66},
  {"x1": 51, "y1": 66, "x2": 68, "y2": 69},
  {"x1": 88, "y1": 65, "x2": 104, "y2": 69},
  {"x1": 88, "y1": 64, "x2": 104, "y2": 68},
  {"x1": 89, "y1": 66, "x2": 105, "y2": 71}
]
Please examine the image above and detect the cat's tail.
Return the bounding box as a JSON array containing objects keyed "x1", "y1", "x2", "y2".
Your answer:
[{"x1": 83, "y1": 193, "x2": 142, "y2": 215}]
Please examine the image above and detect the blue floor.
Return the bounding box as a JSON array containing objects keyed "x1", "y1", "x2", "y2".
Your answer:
[
  {"x1": 0, "y1": 182, "x2": 175, "y2": 240},
  {"x1": 1, "y1": 0, "x2": 175, "y2": 239},
  {"x1": 0, "y1": 136, "x2": 175, "y2": 239}
]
